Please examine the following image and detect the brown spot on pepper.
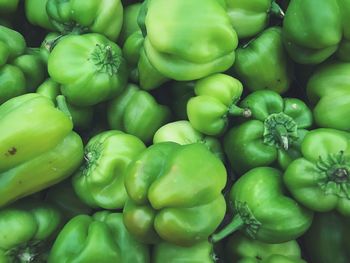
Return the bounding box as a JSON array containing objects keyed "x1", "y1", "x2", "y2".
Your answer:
[{"x1": 8, "y1": 147, "x2": 17, "y2": 155}]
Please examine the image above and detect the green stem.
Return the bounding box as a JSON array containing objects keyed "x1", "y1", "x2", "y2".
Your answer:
[
  {"x1": 270, "y1": 1, "x2": 285, "y2": 18},
  {"x1": 228, "y1": 104, "x2": 252, "y2": 118},
  {"x1": 56, "y1": 95, "x2": 72, "y2": 121},
  {"x1": 210, "y1": 215, "x2": 244, "y2": 243},
  {"x1": 275, "y1": 124, "x2": 289, "y2": 150}
]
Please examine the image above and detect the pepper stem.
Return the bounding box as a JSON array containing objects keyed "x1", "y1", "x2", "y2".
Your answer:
[
  {"x1": 275, "y1": 124, "x2": 289, "y2": 150},
  {"x1": 228, "y1": 104, "x2": 252, "y2": 118},
  {"x1": 56, "y1": 95, "x2": 72, "y2": 121},
  {"x1": 210, "y1": 215, "x2": 244, "y2": 243},
  {"x1": 270, "y1": 1, "x2": 285, "y2": 18}
]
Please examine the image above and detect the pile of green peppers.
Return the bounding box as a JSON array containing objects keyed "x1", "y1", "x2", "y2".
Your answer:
[{"x1": 1, "y1": 0, "x2": 350, "y2": 262}]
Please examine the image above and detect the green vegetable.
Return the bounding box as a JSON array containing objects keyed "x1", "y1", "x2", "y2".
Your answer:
[
  {"x1": 225, "y1": 90, "x2": 312, "y2": 175},
  {"x1": 0, "y1": 93, "x2": 84, "y2": 207},
  {"x1": 0, "y1": 199, "x2": 62, "y2": 263},
  {"x1": 46, "y1": 0, "x2": 124, "y2": 41},
  {"x1": 211, "y1": 167, "x2": 313, "y2": 243},
  {"x1": 25, "y1": 0, "x2": 55, "y2": 30},
  {"x1": 48, "y1": 33, "x2": 127, "y2": 106},
  {"x1": 48, "y1": 212, "x2": 150, "y2": 263},
  {"x1": 168, "y1": 81, "x2": 195, "y2": 120},
  {"x1": 284, "y1": 128, "x2": 350, "y2": 216},
  {"x1": 73, "y1": 130, "x2": 146, "y2": 209},
  {"x1": 307, "y1": 62, "x2": 350, "y2": 131},
  {"x1": 225, "y1": 233, "x2": 305, "y2": 263},
  {"x1": 0, "y1": 0, "x2": 19, "y2": 14},
  {"x1": 141, "y1": 0, "x2": 238, "y2": 81},
  {"x1": 187, "y1": 73, "x2": 251, "y2": 136},
  {"x1": 282, "y1": 0, "x2": 350, "y2": 64},
  {"x1": 123, "y1": 142, "x2": 227, "y2": 245},
  {"x1": 107, "y1": 83, "x2": 170, "y2": 143},
  {"x1": 119, "y1": 3, "x2": 141, "y2": 44},
  {"x1": 303, "y1": 212, "x2": 350, "y2": 263},
  {"x1": 123, "y1": 30, "x2": 143, "y2": 83},
  {"x1": 232, "y1": 27, "x2": 293, "y2": 94}
]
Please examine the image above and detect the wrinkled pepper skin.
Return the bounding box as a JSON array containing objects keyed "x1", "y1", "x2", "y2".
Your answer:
[
  {"x1": 284, "y1": 128, "x2": 350, "y2": 216},
  {"x1": 25, "y1": 0, "x2": 55, "y2": 30},
  {"x1": 73, "y1": 130, "x2": 146, "y2": 210},
  {"x1": 48, "y1": 33, "x2": 128, "y2": 106},
  {"x1": 153, "y1": 241, "x2": 215, "y2": 263},
  {"x1": 0, "y1": 199, "x2": 62, "y2": 263},
  {"x1": 123, "y1": 142, "x2": 227, "y2": 246},
  {"x1": 48, "y1": 212, "x2": 150, "y2": 263},
  {"x1": 307, "y1": 62, "x2": 350, "y2": 131},
  {"x1": 232, "y1": 27, "x2": 293, "y2": 94},
  {"x1": 303, "y1": 212, "x2": 350, "y2": 263},
  {"x1": 225, "y1": 90, "x2": 312, "y2": 175},
  {"x1": 107, "y1": 84, "x2": 170, "y2": 143},
  {"x1": 141, "y1": 0, "x2": 238, "y2": 81},
  {"x1": 225, "y1": 233, "x2": 305, "y2": 263},
  {"x1": 282, "y1": 0, "x2": 350, "y2": 64},
  {"x1": 153, "y1": 121, "x2": 224, "y2": 161},
  {"x1": 0, "y1": 0, "x2": 19, "y2": 14},
  {"x1": 211, "y1": 167, "x2": 313, "y2": 244},
  {"x1": 187, "y1": 74, "x2": 251, "y2": 136},
  {"x1": 224, "y1": 0, "x2": 284, "y2": 39},
  {"x1": 46, "y1": 0, "x2": 124, "y2": 41},
  {"x1": 0, "y1": 93, "x2": 84, "y2": 207}
]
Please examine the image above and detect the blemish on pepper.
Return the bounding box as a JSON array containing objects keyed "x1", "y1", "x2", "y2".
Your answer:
[{"x1": 8, "y1": 147, "x2": 17, "y2": 155}]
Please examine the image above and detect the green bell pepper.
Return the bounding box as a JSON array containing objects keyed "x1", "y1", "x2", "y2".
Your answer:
[
  {"x1": 223, "y1": 0, "x2": 284, "y2": 39},
  {"x1": 25, "y1": 0, "x2": 55, "y2": 30},
  {"x1": 0, "y1": 199, "x2": 62, "y2": 263},
  {"x1": 307, "y1": 62, "x2": 350, "y2": 131},
  {"x1": 153, "y1": 241, "x2": 215, "y2": 263},
  {"x1": 36, "y1": 78, "x2": 60, "y2": 101},
  {"x1": 0, "y1": 0, "x2": 19, "y2": 14},
  {"x1": 46, "y1": 0, "x2": 124, "y2": 41},
  {"x1": 123, "y1": 142, "x2": 227, "y2": 246},
  {"x1": 225, "y1": 233, "x2": 305, "y2": 263},
  {"x1": 153, "y1": 120, "x2": 224, "y2": 161},
  {"x1": 73, "y1": 130, "x2": 146, "y2": 209},
  {"x1": 123, "y1": 30, "x2": 143, "y2": 83},
  {"x1": 282, "y1": 0, "x2": 350, "y2": 64},
  {"x1": 284, "y1": 128, "x2": 350, "y2": 215},
  {"x1": 48, "y1": 212, "x2": 150, "y2": 263},
  {"x1": 119, "y1": 3, "x2": 141, "y2": 44},
  {"x1": 48, "y1": 33, "x2": 128, "y2": 106},
  {"x1": 211, "y1": 167, "x2": 313, "y2": 244},
  {"x1": 168, "y1": 81, "x2": 195, "y2": 120},
  {"x1": 141, "y1": 0, "x2": 238, "y2": 81},
  {"x1": 303, "y1": 212, "x2": 350, "y2": 263},
  {"x1": 232, "y1": 27, "x2": 293, "y2": 94},
  {"x1": 187, "y1": 73, "x2": 251, "y2": 136},
  {"x1": 224, "y1": 90, "x2": 313, "y2": 175},
  {"x1": 107, "y1": 83, "x2": 170, "y2": 143},
  {"x1": 0, "y1": 93, "x2": 84, "y2": 207}
]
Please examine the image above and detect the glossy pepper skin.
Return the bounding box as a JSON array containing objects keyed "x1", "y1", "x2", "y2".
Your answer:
[
  {"x1": 73, "y1": 130, "x2": 146, "y2": 210},
  {"x1": 225, "y1": 233, "x2": 305, "y2": 263},
  {"x1": 211, "y1": 167, "x2": 313, "y2": 244},
  {"x1": 0, "y1": 93, "x2": 84, "y2": 207},
  {"x1": 284, "y1": 128, "x2": 350, "y2": 216},
  {"x1": 141, "y1": 0, "x2": 238, "y2": 81},
  {"x1": 303, "y1": 212, "x2": 350, "y2": 263},
  {"x1": 232, "y1": 27, "x2": 293, "y2": 94},
  {"x1": 107, "y1": 84, "x2": 170, "y2": 143},
  {"x1": 123, "y1": 142, "x2": 227, "y2": 246},
  {"x1": 48, "y1": 33, "x2": 128, "y2": 106},
  {"x1": 223, "y1": 0, "x2": 284, "y2": 39},
  {"x1": 48, "y1": 212, "x2": 150, "y2": 263},
  {"x1": 153, "y1": 241, "x2": 215, "y2": 263},
  {"x1": 225, "y1": 90, "x2": 313, "y2": 175},
  {"x1": 119, "y1": 3, "x2": 142, "y2": 44},
  {"x1": 0, "y1": 199, "x2": 62, "y2": 263},
  {"x1": 187, "y1": 74, "x2": 251, "y2": 136},
  {"x1": 46, "y1": 0, "x2": 124, "y2": 41},
  {"x1": 153, "y1": 121, "x2": 224, "y2": 161},
  {"x1": 25, "y1": 0, "x2": 55, "y2": 30},
  {"x1": 307, "y1": 62, "x2": 350, "y2": 131},
  {"x1": 282, "y1": 0, "x2": 350, "y2": 64}
]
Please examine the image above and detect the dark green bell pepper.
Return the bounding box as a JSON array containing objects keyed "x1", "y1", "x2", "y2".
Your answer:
[
  {"x1": 169, "y1": 81, "x2": 195, "y2": 120},
  {"x1": 0, "y1": 199, "x2": 62, "y2": 263},
  {"x1": 284, "y1": 128, "x2": 350, "y2": 215},
  {"x1": 225, "y1": 233, "x2": 305, "y2": 263},
  {"x1": 211, "y1": 167, "x2": 313, "y2": 244},
  {"x1": 232, "y1": 27, "x2": 293, "y2": 94},
  {"x1": 48, "y1": 33, "x2": 128, "y2": 106},
  {"x1": 225, "y1": 90, "x2": 312, "y2": 175},
  {"x1": 123, "y1": 30, "x2": 143, "y2": 83},
  {"x1": 303, "y1": 212, "x2": 350, "y2": 263},
  {"x1": 0, "y1": 93, "x2": 84, "y2": 207},
  {"x1": 73, "y1": 130, "x2": 146, "y2": 209},
  {"x1": 107, "y1": 83, "x2": 170, "y2": 143},
  {"x1": 187, "y1": 73, "x2": 251, "y2": 136},
  {"x1": 307, "y1": 61, "x2": 350, "y2": 131},
  {"x1": 48, "y1": 212, "x2": 150, "y2": 263},
  {"x1": 123, "y1": 142, "x2": 227, "y2": 246}
]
